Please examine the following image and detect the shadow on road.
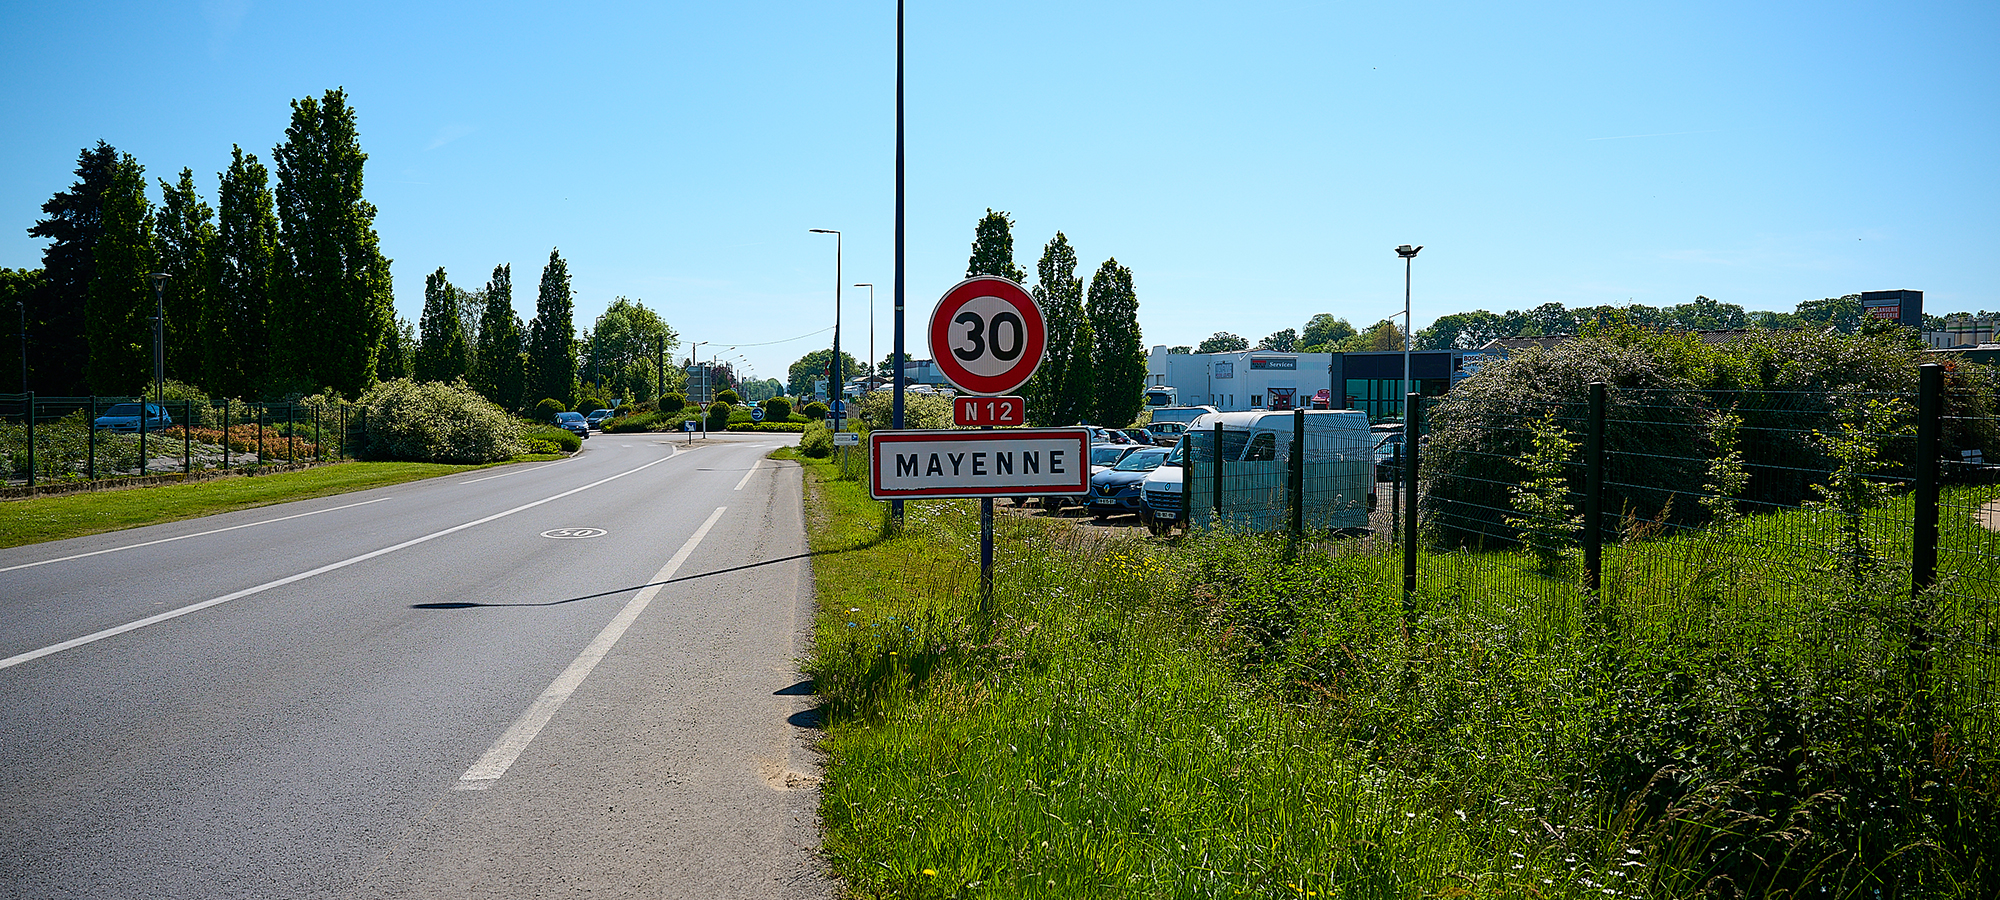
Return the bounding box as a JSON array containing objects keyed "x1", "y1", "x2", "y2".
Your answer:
[{"x1": 409, "y1": 551, "x2": 826, "y2": 609}]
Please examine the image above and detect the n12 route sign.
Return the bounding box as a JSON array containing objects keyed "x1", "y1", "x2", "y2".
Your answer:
[
  {"x1": 928, "y1": 276, "x2": 1047, "y2": 396},
  {"x1": 869, "y1": 428, "x2": 1089, "y2": 500},
  {"x1": 953, "y1": 395, "x2": 1025, "y2": 427}
]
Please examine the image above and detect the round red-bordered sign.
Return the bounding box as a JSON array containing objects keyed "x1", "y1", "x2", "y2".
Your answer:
[{"x1": 927, "y1": 276, "x2": 1047, "y2": 396}]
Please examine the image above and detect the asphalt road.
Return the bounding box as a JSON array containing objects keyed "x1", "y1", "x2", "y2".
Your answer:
[{"x1": 0, "y1": 433, "x2": 831, "y2": 899}]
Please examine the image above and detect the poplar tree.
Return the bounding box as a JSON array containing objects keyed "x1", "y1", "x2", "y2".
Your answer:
[
  {"x1": 1086, "y1": 258, "x2": 1144, "y2": 428},
  {"x1": 527, "y1": 248, "x2": 576, "y2": 407},
  {"x1": 965, "y1": 209, "x2": 1027, "y2": 283},
  {"x1": 1023, "y1": 232, "x2": 1092, "y2": 426},
  {"x1": 154, "y1": 168, "x2": 214, "y2": 386},
  {"x1": 376, "y1": 317, "x2": 414, "y2": 381},
  {"x1": 85, "y1": 152, "x2": 157, "y2": 397},
  {"x1": 25, "y1": 141, "x2": 120, "y2": 395},
  {"x1": 470, "y1": 263, "x2": 526, "y2": 410},
  {"x1": 207, "y1": 146, "x2": 277, "y2": 399},
  {"x1": 272, "y1": 87, "x2": 392, "y2": 396},
  {"x1": 415, "y1": 267, "x2": 470, "y2": 383}
]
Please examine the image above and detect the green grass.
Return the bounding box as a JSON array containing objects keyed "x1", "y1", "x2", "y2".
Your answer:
[
  {"x1": 0, "y1": 458, "x2": 546, "y2": 548},
  {"x1": 794, "y1": 455, "x2": 2000, "y2": 898}
]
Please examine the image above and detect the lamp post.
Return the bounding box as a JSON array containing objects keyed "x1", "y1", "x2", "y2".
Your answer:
[
  {"x1": 809, "y1": 228, "x2": 843, "y2": 431},
  {"x1": 1395, "y1": 245, "x2": 1422, "y2": 420},
  {"x1": 854, "y1": 282, "x2": 874, "y2": 390}
]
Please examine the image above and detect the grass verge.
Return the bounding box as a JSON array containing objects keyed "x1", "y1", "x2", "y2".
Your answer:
[
  {"x1": 795, "y1": 455, "x2": 1999, "y2": 898},
  {"x1": 0, "y1": 458, "x2": 552, "y2": 548}
]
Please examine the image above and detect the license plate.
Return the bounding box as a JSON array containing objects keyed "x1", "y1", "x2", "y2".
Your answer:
[{"x1": 1154, "y1": 509, "x2": 1178, "y2": 520}]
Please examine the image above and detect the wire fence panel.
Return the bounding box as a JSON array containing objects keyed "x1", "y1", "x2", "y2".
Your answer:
[
  {"x1": 1182, "y1": 412, "x2": 1375, "y2": 536},
  {"x1": 1, "y1": 394, "x2": 353, "y2": 491}
]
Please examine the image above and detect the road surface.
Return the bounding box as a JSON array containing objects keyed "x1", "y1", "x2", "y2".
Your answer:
[{"x1": 0, "y1": 433, "x2": 831, "y2": 899}]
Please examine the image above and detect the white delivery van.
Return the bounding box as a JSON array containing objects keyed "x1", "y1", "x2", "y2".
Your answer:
[{"x1": 1139, "y1": 409, "x2": 1375, "y2": 534}]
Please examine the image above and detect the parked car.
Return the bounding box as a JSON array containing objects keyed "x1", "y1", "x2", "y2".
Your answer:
[
  {"x1": 1086, "y1": 446, "x2": 1172, "y2": 520},
  {"x1": 92, "y1": 402, "x2": 173, "y2": 433},
  {"x1": 1121, "y1": 428, "x2": 1154, "y2": 445},
  {"x1": 585, "y1": 408, "x2": 614, "y2": 429},
  {"x1": 555, "y1": 411, "x2": 591, "y2": 439},
  {"x1": 1146, "y1": 421, "x2": 1189, "y2": 446},
  {"x1": 1138, "y1": 437, "x2": 1187, "y2": 534}
]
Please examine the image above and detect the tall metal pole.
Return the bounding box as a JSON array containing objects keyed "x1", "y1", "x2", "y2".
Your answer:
[{"x1": 891, "y1": 0, "x2": 907, "y2": 523}]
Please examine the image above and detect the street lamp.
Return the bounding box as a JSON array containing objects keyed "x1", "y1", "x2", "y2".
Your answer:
[
  {"x1": 848, "y1": 282, "x2": 872, "y2": 390},
  {"x1": 1395, "y1": 245, "x2": 1422, "y2": 420},
  {"x1": 809, "y1": 228, "x2": 843, "y2": 430}
]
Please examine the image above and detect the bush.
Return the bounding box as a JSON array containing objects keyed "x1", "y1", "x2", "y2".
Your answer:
[
  {"x1": 357, "y1": 379, "x2": 525, "y2": 463},
  {"x1": 704, "y1": 400, "x2": 732, "y2": 431},
  {"x1": 659, "y1": 393, "x2": 686, "y2": 414},
  {"x1": 798, "y1": 420, "x2": 833, "y2": 457},
  {"x1": 801, "y1": 400, "x2": 828, "y2": 420},
  {"x1": 716, "y1": 389, "x2": 741, "y2": 406},
  {"x1": 519, "y1": 424, "x2": 581, "y2": 453},
  {"x1": 852, "y1": 390, "x2": 953, "y2": 429},
  {"x1": 761, "y1": 396, "x2": 793, "y2": 422},
  {"x1": 533, "y1": 398, "x2": 565, "y2": 425},
  {"x1": 726, "y1": 422, "x2": 809, "y2": 433}
]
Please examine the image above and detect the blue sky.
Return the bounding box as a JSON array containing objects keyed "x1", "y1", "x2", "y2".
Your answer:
[{"x1": 3, "y1": 1, "x2": 1995, "y2": 382}]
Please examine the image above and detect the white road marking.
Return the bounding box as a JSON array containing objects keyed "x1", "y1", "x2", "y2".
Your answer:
[
  {"x1": 0, "y1": 496, "x2": 397, "y2": 575},
  {"x1": 456, "y1": 505, "x2": 728, "y2": 790},
  {"x1": 733, "y1": 461, "x2": 761, "y2": 491},
  {"x1": 459, "y1": 459, "x2": 569, "y2": 485},
  {"x1": 0, "y1": 456, "x2": 679, "y2": 673}
]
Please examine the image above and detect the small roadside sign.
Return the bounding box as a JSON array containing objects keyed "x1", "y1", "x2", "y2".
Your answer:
[
  {"x1": 953, "y1": 395, "x2": 1025, "y2": 427},
  {"x1": 868, "y1": 428, "x2": 1089, "y2": 500},
  {"x1": 682, "y1": 420, "x2": 697, "y2": 432},
  {"x1": 833, "y1": 431, "x2": 861, "y2": 447},
  {"x1": 751, "y1": 407, "x2": 766, "y2": 422}
]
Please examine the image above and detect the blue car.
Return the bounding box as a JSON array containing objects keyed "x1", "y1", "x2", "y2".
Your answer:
[
  {"x1": 92, "y1": 402, "x2": 174, "y2": 432},
  {"x1": 1085, "y1": 446, "x2": 1172, "y2": 520}
]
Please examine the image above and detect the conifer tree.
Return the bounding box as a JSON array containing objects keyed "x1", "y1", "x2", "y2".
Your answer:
[
  {"x1": 272, "y1": 87, "x2": 392, "y2": 396},
  {"x1": 1023, "y1": 232, "x2": 1092, "y2": 426},
  {"x1": 415, "y1": 267, "x2": 470, "y2": 383},
  {"x1": 25, "y1": 141, "x2": 120, "y2": 395},
  {"x1": 965, "y1": 209, "x2": 1027, "y2": 283},
  {"x1": 527, "y1": 248, "x2": 576, "y2": 407},
  {"x1": 1086, "y1": 258, "x2": 1144, "y2": 428},
  {"x1": 470, "y1": 263, "x2": 526, "y2": 410},
  {"x1": 154, "y1": 168, "x2": 214, "y2": 386},
  {"x1": 207, "y1": 146, "x2": 277, "y2": 399},
  {"x1": 86, "y1": 152, "x2": 158, "y2": 397}
]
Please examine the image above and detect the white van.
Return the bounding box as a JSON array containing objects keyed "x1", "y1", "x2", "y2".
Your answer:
[{"x1": 1139, "y1": 409, "x2": 1375, "y2": 534}]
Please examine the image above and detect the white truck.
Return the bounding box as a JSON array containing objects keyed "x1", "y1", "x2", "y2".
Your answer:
[{"x1": 1139, "y1": 409, "x2": 1375, "y2": 534}]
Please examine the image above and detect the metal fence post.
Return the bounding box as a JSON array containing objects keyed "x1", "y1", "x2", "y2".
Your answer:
[
  {"x1": 313, "y1": 405, "x2": 321, "y2": 462},
  {"x1": 184, "y1": 399, "x2": 193, "y2": 475},
  {"x1": 1403, "y1": 393, "x2": 1421, "y2": 598},
  {"x1": 1213, "y1": 421, "x2": 1224, "y2": 523},
  {"x1": 222, "y1": 402, "x2": 231, "y2": 470},
  {"x1": 1289, "y1": 407, "x2": 1304, "y2": 551},
  {"x1": 256, "y1": 405, "x2": 265, "y2": 469},
  {"x1": 1913, "y1": 364, "x2": 1942, "y2": 594},
  {"x1": 24, "y1": 392, "x2": 35, "y2": 488},
  {"x1": 288, "y1": 403, "x2": 296, "y2": 465},
  {"x1": 1583, "y1": 382, "x2": 1607, "y2": 598},
  {"x1": 87, "y1": 396, "x2": 96, "y2": 480},
  {"x1": 138, "y1": 395, "x2": 148, "y2": 477}
]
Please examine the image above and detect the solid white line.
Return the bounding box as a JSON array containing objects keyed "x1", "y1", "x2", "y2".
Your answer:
[
  {"x1": 456, "y1": 505, "x2": 728, "y2": 790},
  {"x1": 733, "y1": 461, "x2": 761, "y2": 491},
  {"x1": 0, "y1": 455, "x2": 679, "y2": 673},
  {"x1": 0, "y1": 496, "x2": 397, "y2": 575}
]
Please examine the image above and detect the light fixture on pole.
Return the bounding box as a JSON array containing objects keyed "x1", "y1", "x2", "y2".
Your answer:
[
  {"x1": 1395, "y1": 244, "x2": 1422, "y2": 420},
  {"x1": 854, "y1": 282, "x2": 874, "y2": 390},
  {"x1": 809, "y1": 228, "x2": 843, "y2": 431}
]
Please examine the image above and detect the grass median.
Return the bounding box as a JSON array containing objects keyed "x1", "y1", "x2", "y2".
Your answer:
[
  {"x1": 0, "y1": 457, "x2": 560, "y2": 549},
  {"x1": 790, "y1": 449, "x2": 1998, "y2": 899}
]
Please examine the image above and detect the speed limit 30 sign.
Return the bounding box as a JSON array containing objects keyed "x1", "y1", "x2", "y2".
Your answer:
[{"x1": 928, "y1": 276, "x2": 1047, "y2": 396}]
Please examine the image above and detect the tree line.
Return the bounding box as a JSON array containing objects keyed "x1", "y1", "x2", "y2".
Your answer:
[{"x1": 1, "y1": 87, "x2": 678, "y2": 414}]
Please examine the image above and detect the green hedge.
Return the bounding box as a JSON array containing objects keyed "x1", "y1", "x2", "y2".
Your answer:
[{"x1": 727, "y1": 422, "x2": 809, "y2": 433}]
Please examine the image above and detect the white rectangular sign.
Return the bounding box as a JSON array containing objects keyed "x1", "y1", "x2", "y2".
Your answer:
[
  {"x1": 869, "y1": 428, "x2": 1091, "y2": 499},
  {"x1": 832, "y1": 431, "x2": 861, "y2": 446}
]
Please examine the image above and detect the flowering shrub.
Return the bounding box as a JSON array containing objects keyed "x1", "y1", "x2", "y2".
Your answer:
[{"x1": 356, "y1": 379, "x2": 523, "y2": 463}]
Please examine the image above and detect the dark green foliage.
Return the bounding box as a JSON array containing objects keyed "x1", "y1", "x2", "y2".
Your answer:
[
  {"x1": 760, "y1": 396, "x2": 792, "y2": 422},
  {"x1": 704, "y1": 400, "x2": 731, "y2": 431},
  {"x1": 715, "y1": 388, "x2": 740, "y2": 406},
  {"x1": 469, "y1": 264, "x2": 525, "y2": 411},
  {"x1": 964, "y1": 208, "x2": 1026, "y2": 283},
  {"x1": 801, "y1": 400, "x2": 828, "y2": 420},
  {"x1": 206, "y1": 146, "x2": 277, "y2": 399},
  {"x1": 533, "y1": 397, "x2": 565, "y2": 424},
  {"x1": 415, "y1": 267, "x2": 470, "y2": 383},
  {"x1": 658, "y1": 392, "x2": 686, "y2": 414},
  {"x1": 374, "y1": 317, "x2": 414, "y2": 383},
  {"x1": 85, "y1": 151, "x2": 156, "y2": 396},
  {"x1": 0, "y1": 268, "x2": 43, "y2": 392},
  {"x1": 1257, "y1": 328, "x2": 1298, "y2": 351},
  {"x1": 1023, "y1": 232, "x2": 1092, "y2": 427},
  {"x1": 25, "y1": 141, "x2": 120, "y2": 395},
  {"x1": 152, "y1": 168, "x2": 212, "y2": 386},
  {"x1": 1086, "y1": 258, "x2": 1144, "y2": 427},
  {"x1": 587, "y1": 296, "x2": 676, "y2": 404},
  {"x1": 272, "y1": 88, "x2": 393, "y2": 398},
  {"x1": 526, "y1": 248, "x2": 575, "y2": 408},
  {"x1": 353, "y1": 378, "x2": 522, "y2": 463},
  {"x1": 1197, "y1": 332, "x2": 1248, "y2": 353},
  {"x1": 1300, "y1": 313, "x2": 1357, "y2": 351},
  {"x1": 786, "y1": 348, "x2": 861, "y2": 398}
]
